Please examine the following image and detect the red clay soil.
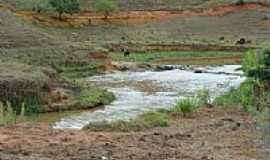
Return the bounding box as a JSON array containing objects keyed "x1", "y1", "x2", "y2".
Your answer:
[
  {"x1": 0, "y1": 107, "x2": 269, "y2": 160},
  {"x1": 88, "y1": 52, "x2": 110, "y2": 60},
  {"x1": 88, "y1": 52, "x2": 116, "y2": 71},
  {"x1": 14, "y1": 2, "x2": 269, "y2": 27}
]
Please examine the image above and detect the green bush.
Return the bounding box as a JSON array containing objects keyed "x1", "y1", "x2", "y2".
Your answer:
[
  {"x1": 170, "y1": 98, "x2": 199, "y2": 117},
  {"x1": 49, "y1": 0, "x2": 80, "y2": 19},
  {"x1": 215, "y1": 49, "x2": 270, "y2": 112},
  {"x1": 94, "y1": 0, "x2": 118, "y2": 19},
  {"x1": 242, "y1": 49, "x2": 270, "y2": 80},
  {"x1": 243, "y1": 50, "x2": 260, "y2": 74}
]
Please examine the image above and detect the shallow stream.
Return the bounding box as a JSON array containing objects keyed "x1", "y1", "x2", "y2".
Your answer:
[{"x1": 54, "y1": 65, "x2": 245, "y2": 129}]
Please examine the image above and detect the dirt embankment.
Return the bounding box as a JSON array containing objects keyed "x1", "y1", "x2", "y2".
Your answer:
[
  {"x1": 13, "y1": 2, "x2": 270, "y2": 27},
  {"x1": 0, "y1": 107, "x2": 268, "y2": 160}
]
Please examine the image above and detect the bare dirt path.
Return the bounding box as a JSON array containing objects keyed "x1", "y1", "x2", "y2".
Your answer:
[
  {"x1": 13, "y1": 2, "x2": 270, "y2": 27},
  {"x1": 0, "y1": 107, "x2": 269, "y2": 160}
]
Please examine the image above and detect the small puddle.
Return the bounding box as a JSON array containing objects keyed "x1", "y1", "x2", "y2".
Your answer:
[{"x1": 54, "y1": 65, "x2": 245, "y2": 129}]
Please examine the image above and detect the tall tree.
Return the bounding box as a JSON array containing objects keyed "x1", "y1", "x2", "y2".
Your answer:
[{"x1": 49, "y1": 0, "x2": 80, "y2": 19}]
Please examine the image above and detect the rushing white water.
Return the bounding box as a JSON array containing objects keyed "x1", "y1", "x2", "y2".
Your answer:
[{"x1": 54, "y1": 65, "x2": 245, "y2": 129}]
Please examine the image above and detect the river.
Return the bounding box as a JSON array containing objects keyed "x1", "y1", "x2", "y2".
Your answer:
[{"x1": 54, "y1": 65, "x2": 245, "y2": 129}]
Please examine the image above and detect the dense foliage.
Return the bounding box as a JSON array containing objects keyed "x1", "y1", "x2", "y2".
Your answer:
[
  {"x1": 243, "y1": 50, "x2": 270, "y2": 80},
  {"x1": 216, "y1": 49, "x2": 270, "y2": 112},
  {"x1": 49, "y1": 0, "x2": 80, "y2": 19}
]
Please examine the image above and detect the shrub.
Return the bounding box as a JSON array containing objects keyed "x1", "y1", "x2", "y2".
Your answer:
[
  {"x1": 243, "y1": 50, "x2": 260, "y2": 74},
  {"x1": 49, "y1": 0, "x2": 80, "y2": 19},
  {"x1": 94, "y1": 0, "x2": 118, "y2": 19},
  {"x1": 242, "y1": 49, "x2": 270, "y2": 80},
  {"x1": 170, "y1": 98, "x2": 199, "y2": 117}
]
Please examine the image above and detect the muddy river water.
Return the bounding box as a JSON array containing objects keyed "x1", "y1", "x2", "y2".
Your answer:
[{"x1": 54, "y1": 65, "x2": 245, "y2": 129}]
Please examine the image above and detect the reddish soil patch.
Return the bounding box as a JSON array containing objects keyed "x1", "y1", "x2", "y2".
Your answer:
[
  {"x1": 0, "y1": 107, "x2": 268, "y2": 160},
  {"x1": 153, "y1": 55, "x2": 243, "y2": 65},
  {"x1": 88, "y1": 52, "x2": 109, "y2": 60},
  {"x1": 205, "y1": 2, "x2": 266, "y2": 16},
  {"x1": 88, "y1": 52, "x2": 116, "y2": 71},
  {"x1": 14, "y1": 2, "x2": 269, "y2": 27}
]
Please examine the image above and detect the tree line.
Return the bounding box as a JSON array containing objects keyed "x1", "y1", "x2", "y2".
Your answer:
[{"x1": 35, "y1": 0, "x2": 118, "y2": 20}]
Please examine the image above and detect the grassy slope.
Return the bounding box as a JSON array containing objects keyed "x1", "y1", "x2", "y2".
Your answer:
[
  {"x1": 41, "y1": 9, "x2": 270, "y2": 48},
  {"x1": 0, "y1": 9, "x2": 113, "y2": 114}
]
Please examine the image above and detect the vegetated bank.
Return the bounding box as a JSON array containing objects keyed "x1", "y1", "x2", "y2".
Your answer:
[
  {"x1": 84, "y1": 49, "x2": 270, "y2": 134},
  {"x1": 215, "y1": 49, "x2": 270, "y2": 112}
]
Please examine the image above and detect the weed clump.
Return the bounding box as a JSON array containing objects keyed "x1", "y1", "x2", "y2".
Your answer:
[{"x1": 170, "y1": 98, "x2": 199, "y2": 117}]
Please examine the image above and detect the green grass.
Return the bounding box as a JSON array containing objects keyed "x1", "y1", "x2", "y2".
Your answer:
[
  {"x1": 58, "y1": 61, "x2": 106, "y2": 80},
  {"x1": 84, "y1": 111, "x2": 169, "y2": 132},
  {"x1": 75, "y1": 87, "x2": 115, "y2": 108},
  {"x1": 170, "y1": 98, "x2": 199, "y2": 117},
  {"x1": 214, "y1": 79, "x2": 255, "y2": 111},
  {"x1": 110, "y1": 51, "x2": 242, "y2": 63}
]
